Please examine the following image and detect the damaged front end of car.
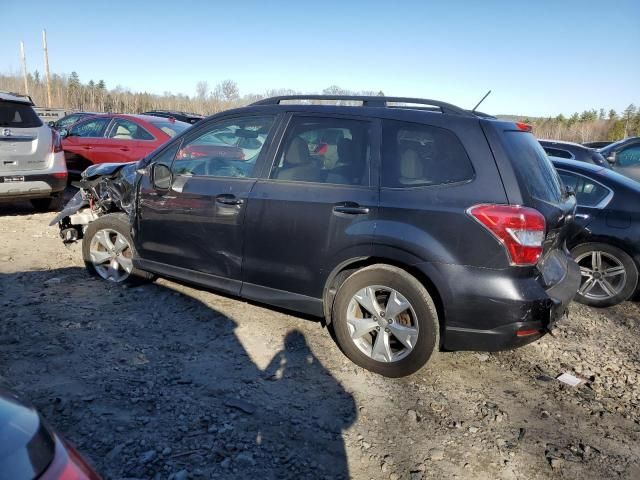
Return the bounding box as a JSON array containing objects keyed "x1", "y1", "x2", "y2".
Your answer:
[{"x1": 50, "y1": 162, "x2": 139, "y2": 243}]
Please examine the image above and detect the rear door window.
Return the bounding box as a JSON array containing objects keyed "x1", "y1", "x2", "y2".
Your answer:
[
  {"x1": 502, "y1": 131, "x2": 564, "y2": 204},
  {"x1": 382, "y1": 120, "x2": 474, "y2": 187},
  {"x1": 558, "y1": 171, "x2": 611, "y2": 207},
  {"x1": 107, "y1": 118, "x2": 154, "y2": 140},
  {"x1": 543, "y1": 147, "x2": 573, "y2": 159},
  {"x1": 0, "y1": 102, "x2": 42, "y2": 128}
]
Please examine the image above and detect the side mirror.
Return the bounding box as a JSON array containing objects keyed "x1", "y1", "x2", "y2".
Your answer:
[
  {"x1": 48, "y1": 120, "x2": 56, "y2": 127},
  {"x1": 59, "y1": 129, "x2": 69, "y2": 138},
  {"x1": 151, "y1": 163, "x2": 172, "y2": 190},
  {"x1": 606, "y1": 152, "x2": 616, "y2": 164},
  {"x1": 565, "y1": 185, "x2": 575, "y2": 197}
]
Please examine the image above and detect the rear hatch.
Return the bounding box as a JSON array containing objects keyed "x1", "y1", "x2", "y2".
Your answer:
[
  {"x1": 491, "y1": 124, "x2": 577, "y2": 286},
  {"x1": 0, "y1": 100, "x2": 50, "y2": 173}
]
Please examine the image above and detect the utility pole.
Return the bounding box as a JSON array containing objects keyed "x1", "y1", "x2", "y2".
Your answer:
[
  {"x1": 42, "y1": 29, "x2": 52, "y2": 107},
  {"x1": 20, "y1": 41, "x2": 29, "y2": 95}
]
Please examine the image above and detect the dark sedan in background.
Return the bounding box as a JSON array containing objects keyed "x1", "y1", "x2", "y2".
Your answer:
[
  {"x1": 552, "y1": 158, "x2": 640, "y2": 307},
  {"x1": 0, "y1": 387, "x2": 100, "y2": 479},
  {"x1": 598, "y1": 136, "x2": 640, "y2": 182},
  {"x1": 539, "y1": 139, "x2": 608, "y2": 166}
]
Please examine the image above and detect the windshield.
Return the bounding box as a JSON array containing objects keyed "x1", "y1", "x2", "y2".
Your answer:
[
  {"x1": 150, "y1": 120, "x2": 190, "y2": 138},
  {"x1": 0, "y1": 102, "x2": 43, "y2": 128}
]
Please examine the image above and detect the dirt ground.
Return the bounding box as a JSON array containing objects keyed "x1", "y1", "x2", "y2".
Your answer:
[{"x1": 1, "y1": 198, "x2": 639, "y2": 480}]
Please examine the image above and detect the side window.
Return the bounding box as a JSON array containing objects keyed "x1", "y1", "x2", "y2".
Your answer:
[
  {"x1": 544, "y1": 147, "x2": 572, "y2": 159},
  {"x1": 558, "y1": 171, "x2": 610, "y2": 207},
  {"x1": 382, "y1": 120, "x2": 474, "y2": 187},
  {"x1": 58, "y1": 114, "x2": 82, "y2": 129},
  {"x1": 108, "y1": 118, "x2": 154, "y2": 141},
  {"x1": 270, "y1": 117, "x2": 371, "y2": 185},
  {"x1": 617, "y1": 145, "x2": 640, "y2": 167},
  {"x1": 70, "y1": 117, "x2": 111, "y2": 138},
  {"x1": 173, "y1": 116, "x2": 274, "y2": 178}
]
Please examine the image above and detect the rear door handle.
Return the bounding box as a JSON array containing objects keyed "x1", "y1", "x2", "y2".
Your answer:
[
  {"x1": 216, "y1": 194, "x2": 244, "y2": 206},
  {"x1": 333, "y1": 202, "x2": 370, "y2": 215},
  {"x1": 120, "y1": 147, "x2": 130, "y2": 152},
  {"x1": 83, "y1": 146, "x2": 92, "y2": 150}
]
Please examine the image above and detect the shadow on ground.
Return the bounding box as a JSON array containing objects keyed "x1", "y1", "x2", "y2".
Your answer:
[{"x1": 0, "y1": 267, "x2": 356, "y2": 479}]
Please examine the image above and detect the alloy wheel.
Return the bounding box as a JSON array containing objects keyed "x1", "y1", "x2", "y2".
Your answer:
[
  {"x1": 346, "y1": 286, "x2": 419, "y2": 363},
  {"x1": 88, "y1": 228, "x2": 133, "y2": 282},
  {"x1": 575, "y1": 250, "x2": 627, "y2": 300}
]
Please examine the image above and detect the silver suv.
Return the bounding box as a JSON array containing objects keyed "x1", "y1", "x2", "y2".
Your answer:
[{"x1": 0, "y1": 91, "x2": 67, "y2": 210}]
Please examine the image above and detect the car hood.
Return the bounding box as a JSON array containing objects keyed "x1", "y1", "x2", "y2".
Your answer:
[
  {"x1": 0, "y1": 387, "x2": 55, "y2": 479},
  {"x1": 82, "y1": 161, "x2": 138, "y2": 180}
]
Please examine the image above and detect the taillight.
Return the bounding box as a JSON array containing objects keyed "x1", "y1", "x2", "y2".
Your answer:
[
  {"x1": 515, "y1": 122, "x2": 532, "y2": 132},
  {"x1": 51, "y1": 129, "x2": 63, "y2": 153},
  {"x1": 468, "y1": 204, "x2": 546, "y2": 266}
]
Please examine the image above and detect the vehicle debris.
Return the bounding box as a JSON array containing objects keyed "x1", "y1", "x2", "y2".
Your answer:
[{"x1": 556, "y1": 372, "x2": 583, "y2": 387}]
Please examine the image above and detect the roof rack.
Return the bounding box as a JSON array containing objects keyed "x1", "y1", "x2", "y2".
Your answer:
[{"x1": 250, "y1": 95, "x2": 473, "y2": 116}]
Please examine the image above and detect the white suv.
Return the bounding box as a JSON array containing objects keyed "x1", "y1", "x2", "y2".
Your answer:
[{"x1": 0, "y1": 91, "x2": 67, "y2": 210}]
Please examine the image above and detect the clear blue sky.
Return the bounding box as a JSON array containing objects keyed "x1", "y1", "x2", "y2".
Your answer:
[{"x1": 2, "y1": 0, "x2": 638, "y2": 116}]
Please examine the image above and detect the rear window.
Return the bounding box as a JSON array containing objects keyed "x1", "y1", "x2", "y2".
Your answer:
[
  {"x1": 503, "y1": 131, "x2": 564, "y2": 203},
  {"x1": 0, "y1": 102, "x2": 42, "y2": 128},
  {"x1": 150, "y1": 120, "x2": 190, "y2": 138},
  {"x1": 382, "y1": 120, "x2": 474, "y2": 188}
]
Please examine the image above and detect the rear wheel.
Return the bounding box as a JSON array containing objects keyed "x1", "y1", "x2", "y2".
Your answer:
[
  {"x1": 331, "y1": 264, "x2": 439, "y2": 377},
  {"x1": 572, "y1": 243, "x2": 638, "y2": 307},
  {"x1": 82, "y1": 213, "x2": 154, "y2": 286}
]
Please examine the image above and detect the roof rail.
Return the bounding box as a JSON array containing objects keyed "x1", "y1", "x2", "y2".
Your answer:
[{"x1": 250, "y1": 95, "x2": 473, "y2": 116}]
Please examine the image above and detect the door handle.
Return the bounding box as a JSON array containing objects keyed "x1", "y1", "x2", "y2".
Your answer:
[
  {"x1": 120, "y1": 147, "x2": 130, "y2": 152},
  {"x1": 575, "y1": 213, "x2": 589, "y2": 220},
  {"x1": 83, "y1": 146, "x2": 92, "y2": 150},
  {"x1": 215, "y1": 194, "x2": 244, "y2": 206},
  {"x1": 333, "y1": 202, "x2": 370, "y2": 215}
]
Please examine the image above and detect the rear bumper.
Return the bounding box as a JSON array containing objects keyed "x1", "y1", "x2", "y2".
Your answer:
[
  {"x1": 417, "y1": 253, "x2": 581, "y2": 351},
  {"x1": 0, "y1": 173, "x2": 67, "y2": 201}
]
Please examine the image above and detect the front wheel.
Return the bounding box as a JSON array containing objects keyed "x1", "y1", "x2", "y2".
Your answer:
[
  {"x1": 331, "y1": 264, "x2": 439, "y2": 377},
  {"x1": 82, "y1": 213, "x2": 154, "y2": 286},
  {"x1": 572, "y1": 243, "x2": 638, "y2": 307}
]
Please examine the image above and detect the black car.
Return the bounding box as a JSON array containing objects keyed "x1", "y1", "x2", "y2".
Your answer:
[
  {"x1": 0, "y1": 387, "x2": 100, "y2": 479},
  {"x1": 141, "y1": 110, "x2": 204, "y2": 124},
  {"x1": 539, "y1": 139, "x2": 608, "y2": 167},
  {"x1": 598, "y1": 136, "x2": 640, "y2": 182},
  {"x1": 583, "y1": 140, "x2": 613, "y2": 149},
  {"x1": 553, "y1": 157, "x2": 640, "y2": 307},
  {"x1": 53, "y1": 95, "x2": 580, "y2": 377},
  {"x1": 49, "y1": 111, "x2": 101, "y2": 130}
]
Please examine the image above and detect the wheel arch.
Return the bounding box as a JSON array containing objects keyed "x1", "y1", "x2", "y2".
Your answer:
[{"x1": 322, "y1": 256, "x2": 447, "y2": 341}]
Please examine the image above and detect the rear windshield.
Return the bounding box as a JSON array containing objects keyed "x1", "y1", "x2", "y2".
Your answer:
[
  {"x1": 503, "y1": 131, "x2": 563, "y2": 203},
  {"x1": 0, "y1": 102, "x2": 43, "y2": 128},
  {"x1": 150, "y1": 120, "x2": 190, "y2": 138}
]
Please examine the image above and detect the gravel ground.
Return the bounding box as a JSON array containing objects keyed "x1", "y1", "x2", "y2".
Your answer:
[{"x1": 1, "y1": 200, "x2": 639, "y2": 480}]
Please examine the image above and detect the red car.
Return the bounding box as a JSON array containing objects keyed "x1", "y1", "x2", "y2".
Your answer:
[{"x1": 61, "y1": 114, "x2": 190, "y2": 175}]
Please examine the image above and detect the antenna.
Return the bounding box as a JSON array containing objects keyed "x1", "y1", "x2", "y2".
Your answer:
[{"x1": 471, "y1": 90, "x2": 491, "y2": 113}]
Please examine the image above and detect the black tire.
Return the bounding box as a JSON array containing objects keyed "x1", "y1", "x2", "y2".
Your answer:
[
  {"x1": 82, "y1": 213, "x2": 155, "y2": 286},
  {"x1": 331, "y1": 264, "x2": 439, "y2": 377},
  {"x1": 30, "y1": 195, "x2": 63, "y2": 212},
  {"x1": 571, "y1": 243, "x2": 638, "y2": 307}
]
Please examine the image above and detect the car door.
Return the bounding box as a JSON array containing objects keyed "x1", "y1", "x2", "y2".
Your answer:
[
  {"x1": 63, "y1": 116, "x2": 112, "y2": 174},
  {"x1": 134, "y1": 114, "x2": 278, "y2": 294},
  {"x1": 556, "y1": 169, "x2": 613, "y2": 239},
  {"x1": 241, "y1": 114, "x2": 379, "y2": 313}
]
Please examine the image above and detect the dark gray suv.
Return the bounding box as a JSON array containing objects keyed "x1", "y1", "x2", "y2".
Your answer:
[{"x1": 53, "y1": 95, "x2": 581, "y2": 377}]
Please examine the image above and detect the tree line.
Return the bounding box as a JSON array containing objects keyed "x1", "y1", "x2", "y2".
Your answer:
[{"x1": 1, "y1": 70, "x2": 637, "y2": 142}]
